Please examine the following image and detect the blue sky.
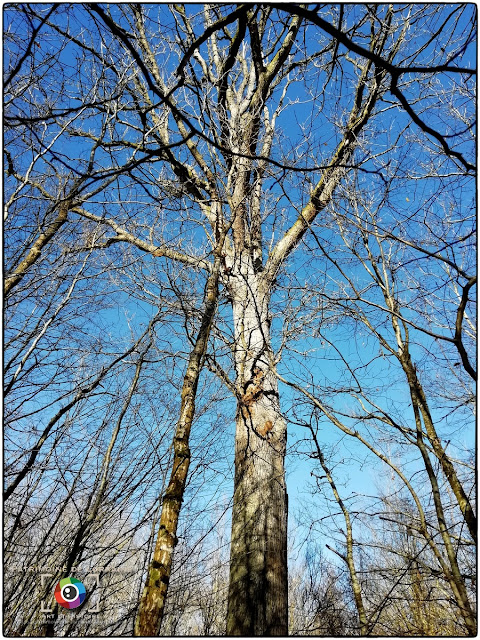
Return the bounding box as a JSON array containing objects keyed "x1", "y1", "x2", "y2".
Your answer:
[{"x1": 4, "y1": 3, "x2": 476, "y2": 588}]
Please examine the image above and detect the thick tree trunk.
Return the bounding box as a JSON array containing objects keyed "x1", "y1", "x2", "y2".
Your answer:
[{"x1": 226, "y1": 257, "x2": 288, "y2": 636}]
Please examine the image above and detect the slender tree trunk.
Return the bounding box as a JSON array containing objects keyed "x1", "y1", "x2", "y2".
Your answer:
[
  {"x1": 226, "y1": 256, "x2": 288, "y2": 636},
  {"x1": 386, "y1": 297, "x2": 477, "y2": 543},
  {"x1": 401, "y1": 349, "x2": 476, "y2": 543},
  {"x1": 134, "y1": 258, "x2": 221, "y2": 637},
  {"x1": 363, "y1": 228, "x2": 476, "y2": 543},
  {"x1": 411, "y1": 400, "x2": 476, "y2": 635},
  {"x1": 310, "y1": 429, "x2": 368, "y2": 635},
  {"x1": 5, "y1": 202, "x2": 69, "y2": 297}
]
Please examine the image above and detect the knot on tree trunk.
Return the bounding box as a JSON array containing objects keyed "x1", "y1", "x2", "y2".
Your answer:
[
  {"x1": 242, "y1": 366, "x2": 266, "y2": 406},
  {"x1": 239, "y1": 366, "x2": 266, "y2": 423}
]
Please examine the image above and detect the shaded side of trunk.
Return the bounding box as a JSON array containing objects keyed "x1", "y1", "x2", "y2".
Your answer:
[
  {"x1": 134, "y1": 263, "x2": 220, "y2": 637},
  {"x1": 226, "y1": 259, "x2": 288, "y2": 636}
]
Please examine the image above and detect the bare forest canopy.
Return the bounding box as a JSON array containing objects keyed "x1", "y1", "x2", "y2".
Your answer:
[{"x1": 4, "y1": 3, "x2": 476, "y2": 637}]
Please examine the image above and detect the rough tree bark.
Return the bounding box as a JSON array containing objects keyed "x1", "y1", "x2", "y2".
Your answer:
[{"x1": 226, "y1": 257, "x2": 288, "y2": 635}]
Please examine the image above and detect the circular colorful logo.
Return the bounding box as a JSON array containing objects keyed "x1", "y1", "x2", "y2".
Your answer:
[{"x1": 54, "y1": 577, "x2": 86, "y2": 609}]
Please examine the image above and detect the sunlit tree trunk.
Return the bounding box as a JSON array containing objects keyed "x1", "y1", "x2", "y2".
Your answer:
[
  {"x1": 135, "y1": 254, "x2": 222, "y2": 636},
  {"x1": 226, "y1": 255, "x2": 288, "y2": 635}
]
